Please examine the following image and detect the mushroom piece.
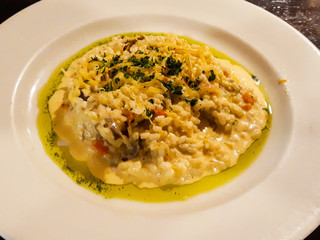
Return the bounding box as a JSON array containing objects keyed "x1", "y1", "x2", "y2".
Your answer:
[
  {"x1": 120, "y1": 141, "x2": 140, "y2": 161},
  {"x1": 123, "y1": 39, "x2": 137, "y2": 52},
  {"x1": 105, "y1": 117, "x2": 123, "y2": 139},
  {"x1": 105, "y1": 117, "x2": 140, "y2": 160}
]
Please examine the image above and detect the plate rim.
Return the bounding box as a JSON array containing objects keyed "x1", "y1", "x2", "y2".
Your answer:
[{"x1": 1, "y1": 0, "x2": 320, "y2": 239}]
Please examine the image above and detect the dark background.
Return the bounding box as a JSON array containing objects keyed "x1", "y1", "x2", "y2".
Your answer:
[{"x1": 0, "y1": 0, "x2": 319, "y2": 239}]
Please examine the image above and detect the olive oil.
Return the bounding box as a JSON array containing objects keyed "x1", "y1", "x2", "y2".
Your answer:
[{"x1": 37, "y1": 33, "x2": 271, "y2": 202}]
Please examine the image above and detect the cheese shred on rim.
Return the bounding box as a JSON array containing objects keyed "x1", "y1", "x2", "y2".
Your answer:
[{"x1": 48, "y1": 33, "x2": 268, "y2": 188}]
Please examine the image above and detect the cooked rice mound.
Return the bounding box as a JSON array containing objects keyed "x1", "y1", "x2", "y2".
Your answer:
[{"x1": 49, "y1": 33, "x2": 268, "y2": 188}]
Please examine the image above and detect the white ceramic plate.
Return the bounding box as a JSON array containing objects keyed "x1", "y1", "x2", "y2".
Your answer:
[{"x1": 1, "y1": 0, "x2": 320, "y2": 239}]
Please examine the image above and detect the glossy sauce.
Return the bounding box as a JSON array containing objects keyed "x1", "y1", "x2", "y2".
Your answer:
[{"x1": 37, "y1": 33, "x2": 271, "y2": 202}]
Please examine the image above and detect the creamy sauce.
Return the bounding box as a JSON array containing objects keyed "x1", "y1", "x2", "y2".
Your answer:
[{"x1": 37, "y1": 33, "x2": 271, "y2": 202}]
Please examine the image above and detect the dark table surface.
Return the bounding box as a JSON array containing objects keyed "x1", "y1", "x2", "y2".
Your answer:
[{"x1": 0, "y1": 0, "x2": 319, "y2": 239}]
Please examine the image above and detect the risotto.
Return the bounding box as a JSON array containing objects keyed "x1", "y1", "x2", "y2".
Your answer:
[{"x1": 48, "y1": 33, "x2": 268, "y2": 188}]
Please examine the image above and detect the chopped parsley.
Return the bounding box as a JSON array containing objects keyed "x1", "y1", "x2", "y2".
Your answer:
[
  {"x1": 123, "y1": 70, "x2": 155, "y2": 82},
  {"x1": 185, "y1": 98, "x2": 198, "y2": 106},
  {"x1": 163, "y1": 56, "x2": 182, "y2": 76},
  {"x1": 262, "y1": 107, "x2": 270, "y2": 114},
  {"x1": 149, "y1": 46, "x2": 159, "y2": 52},
  {"x1": 157, "y1": 55, "x2": 165, "y2": 63},
  {"x1": 115, "y1": 77, "x2": 120, "y2": 84},
  {"x1": 83, "y1": 79, "x2": 89, "y2": 83},
  {"x1": 128, "y1": 55, "x2": 155, "y2": 68},
  {"x1": 173, "y1": 85, "x2": 183, "y2": 95},
  {"x1": 149, "y1": 99, "x2": 154, "y2": 104},
  {"x1": 187, "y1": 78, "x2": 201, "y2": 91},
  {"x1": 108, "y1": 68, "x2": 118, "y2": 78},
  {"x1": 142, "y1": 72, "x2": 155, "y2": 82},
  {"x1": 251, "y1": 75, "x2": 259, "y2": 83},
  {"x1": 107, "y1": 55, "x2": 123, "y2": 68},
  {"x1": 159, "y1": 80, "x2": 174, "y2": 92},
  {"x1": 119, "y1": 65, "x2": 128, "y2": 72},
  {"x1": 159, "y1": 80, "x2": 184, "y2": 95},
  {"x1": 208, "y1": 70, "x2": 216, "y2": 82},
  {"x1": 132, "y1": 69, "x2": 145, "y2": 81},
  {"x1": 92, "y1": 57, "x2": 107, "y2": 73},
  {"x1": 112, "y1": 55, "x2": 120, "y2": 62},
  {"x1": 89, "y1": 56, "x2": 99, "y2": 62},
  {"x1": 100, "y1": 82, "x2": 113, "y2": 92},
  {"x1": 145, "y1": 108, "x2": 153, "y2": 117}
]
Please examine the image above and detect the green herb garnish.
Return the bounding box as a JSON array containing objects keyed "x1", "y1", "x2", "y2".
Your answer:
[
  {"x1": 208, "y1": 70, "x2": 216, "y2": 82},
  {"x1": 251, "y1": 75, "x2": 259, "y2": 83},
  {"x1": 100, "y1": 82, "x2": 113, "y2": 92},
  {"x1": 157, "y1": 55, "x2": 165, "y2": 63},
  {"x1": 132, "y1": 69, "x2": 145, "y2": 81},
  {"x1": 146, "y1": 108, "x2": 153, "y2": 117},
  {"x1": 185, "y1": 98, "x2": 198, "y2": 106},
  {"x1": 109, "y1": 68, "x2": 118, "y2": 78},
  {"x1": 149, "y1": 46, "x2": 159, "y2": 52},
  {"x1": 89, "y1": 56, "x2": 99, "y2": 62},
  {"x1": 119, "y1": 65, "x2": 128, "y2": 72},
  {"x1": 163, "y1": 56, "x2": 182, "y2": 76},
  {"x1": 173, "y1": 85, "x2": 183, "y2": 95},
  {"x1": 142, "y1": 73, "x2": 155, "y2": 82},
  {"x1": 160, "y1": 80, "x2": 184, "y2": 95},
  {"x1": 128, "y1": 55, "x2": 155, "y2": 68},
  {"x1": 262, "y1": 107, "x2": 270, "y2": 114}
]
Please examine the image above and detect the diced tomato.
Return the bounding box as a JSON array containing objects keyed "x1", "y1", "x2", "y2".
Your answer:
[
  {"x1": 125, "y1": 111, "x2": 135, "y2": 123},
  {"x1": 154, "y1": 109, "x2": 168, "y2": 117},
  {"x1": 163, "y1": 77, "x2": 169, "y2": 82},
  {"x1": 61, "y1": 103, "x2": 69, "y2": 109},
  {"x1": 242, "y1": 92, "x2": 255, "y2": 104},
  {"x1": 243, "y1": 104, "x2": 252, "y2": 111},
  {"x1": 92, "y1": 139, "x2": 109, "y2": 154}
]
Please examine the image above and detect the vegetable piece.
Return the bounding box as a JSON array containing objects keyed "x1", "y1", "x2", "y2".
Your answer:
[
  {"x1": 185, "y1": 98, "x2": 198, "y2": 106},
  {"x1": 125, "y1": 111, "x2": 135, "y2": 123},
  {"x1": 187, "y1": 78, "x2": 201, "y2": 91},
  {"x1": 146, "y1": 108, "x2": 154, "y2": 117},
  {"x1": 154, "y1": 109, "x2": 168, "y2": 117},
  {"x1": 100, "y1": 82, "x2": 113, "y2": 92},
  {"x1": 242, "y1": 92, "x2": 255, "y2": 104},
  {"x1": 163, "y1": 56, "x2": 182, "y2": 76},
  {"x1": 149, "y1": 46, "x2": 159, "y2": 52},
  {"x1": 262, "y1": 107, "x2": 270, "y2": 114},
  {"x1": 243, "y1": 104, "x2": 252, "y2": 111},
  {"x1": 159, "y1": 80, "x2": 184, "y2": 95},
  {"x1": 208, "y1": 70, "x2": 216, "y2": 82},
  {"x1": 121, "y1": 141, "x2": 140, "y2": 161},
  {"x1": 132, "y1": 70, "x2": 145, "y2": 81},
  {"x1": 251, "y1": 75, "x2": 259, "y2": 83},
  {"x1": 106, "y1": 117, "x2": 123, "y2": 139},
  {"x1": 128, "y1": 55, "x2": 155, "y2": 68},
  {"x1": 173, "y1": 85, "x2": 183, "y2": 95},
  {"x1": 123, "y1": 39, "x2": 137, "y2": 52},
  {"x1": 92, "y1": 139, "x2": 109, "y2": 154},
  {"x1": 108, "y1": 68, "x2": 118, "y2": 78}
]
